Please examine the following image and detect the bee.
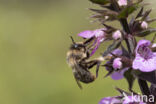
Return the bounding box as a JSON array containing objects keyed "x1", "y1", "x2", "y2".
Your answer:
[{"x1": 66, "y1": 36, "x2": 104, "y2": 89}]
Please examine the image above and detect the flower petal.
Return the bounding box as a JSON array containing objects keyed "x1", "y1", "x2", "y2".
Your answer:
[
  {"x1": 123, "y1": 95, "x2": 146, "y2": 104},
  {"x1": 141, "y1": 21, "x2": 148, "y2": 29},
  {"x1": 78, "y1": 30, "x2": 94, "y2": 38},
  {"x1": 135, "y1": 40, "x2": 151, "y2": 53},
  {"x1": 94, "y1": 29, "x2": 106, "y2": 42},
  {"x1": 90, "y1": 40, "x2": 100, "y2": 56},
  {"x1": 113, "y1": 58, "x2": 122, "y2": 69},
  {"x1": 118, "y1": 0, "x2": 127, "y2": 6},
  {"x1": 99, "y1": 96, "x2": 121, "y2": 104},
  {"x1": 132, "y1": 54, "x2": 156, "y2": 72},
  {"x1": 112, "y1": 49, "x2": 122, "y2": 56},
  {"x1": 112, "y1": 30, "x2": 122, "y2": 40},
  {"x1": 111, "y1": 68, "x2": 128, "y2": 80}
]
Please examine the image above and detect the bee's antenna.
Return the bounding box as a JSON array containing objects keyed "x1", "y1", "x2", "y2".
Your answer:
[{"x1": 70, "y1": 36, "x2": 76, "y2": 44}]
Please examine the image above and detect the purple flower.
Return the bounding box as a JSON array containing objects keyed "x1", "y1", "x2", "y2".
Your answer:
[
  {"x1": 152, "y1": 43, "x2": 156, "y2": 48},
  {"x1": 99, "y1": 94, "x2": 146, "y2": 104},
  {"x1": 111, "y1": 49, "x2": 123, "y2": 56},
  {"x1": 113, "y1": 58, "x2": 122, "y2": 69},
  {"x1": 141, "y1": 21, "x2": 148, "y2": 29},
  {"x1": 112, "y1": 30, "x2": 122, "y2": 40},
  {"x1": 123, "y1": 95, "x2": 146, "y2": 104},
  {"x1": 106, "y1": 49, "x2": 128, "y2": 80},
  {"x1": 111, "y1": 67, "x2": 128, "y2": 80},
  {"x1": 99, "y1": 96, "x2": 121, "y2": 104},
  {"x1": 78, "y1": 28, "x2": 106, "y2": 56},
  {"x1": 132, "y1": 40, "x2": 156, "y2": 72},
  {"x1": 118, "y1": 0, "x2": 127, "y2": 6}
]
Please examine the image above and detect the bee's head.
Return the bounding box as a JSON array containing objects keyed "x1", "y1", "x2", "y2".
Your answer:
[{"x1": 70, "y1": 36, "x2": 86, "y2": 51}]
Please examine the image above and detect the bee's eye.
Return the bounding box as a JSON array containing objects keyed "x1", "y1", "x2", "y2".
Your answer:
[{"x1": 74, "y1": 44, "x2": 78, "y2": 48}]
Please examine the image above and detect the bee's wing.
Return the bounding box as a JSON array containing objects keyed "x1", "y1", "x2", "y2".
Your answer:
[{"x1": 74, "y1": 76, "x2": 83, "y2": 89}]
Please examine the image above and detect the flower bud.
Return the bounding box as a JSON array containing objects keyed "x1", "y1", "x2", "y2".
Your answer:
[
  {"x1": 112, "y1": 30, "x2": 122, "y2": 40},
  {"x1": 151, "y1": 43, "x2": 156, "y2": 52},
  {"x1": 118, "y1": 0, "x2": 127, "y2": 6},
  {"x1": 105, "y1": 16, "x2": 109, "y2": 20},
  {"x1": 113, "y1": 58, "x2": 122, "y2": 69},
  {"x1": 141, "y1": 21, "x2": 148, "y2": 29}
]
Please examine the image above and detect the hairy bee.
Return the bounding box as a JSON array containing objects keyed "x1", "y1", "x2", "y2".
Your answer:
[{"x1": 66, "y1": 36, "x2": 104, "y2": 89}]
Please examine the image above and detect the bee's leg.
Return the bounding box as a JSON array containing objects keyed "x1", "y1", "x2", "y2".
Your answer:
[
  {"x1": 80, "y1": 52, "x2": 90, "y2": 62},
  {"x1": 96, "y1": 62, "x2": 101, "y2": 78},
  {"x1": 87, "y1": 60, "x2": 99, "y2": 69},
  {"x1": 80, "y1": 60, "x2": 99, "y2": 69},
  {"x1": 80, "y1": 60, "x2": 101, "y2": 77}
]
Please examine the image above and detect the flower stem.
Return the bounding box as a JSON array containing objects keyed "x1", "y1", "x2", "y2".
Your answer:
[{"x1": 119, "y1": 18, "x2": 132, "y2": 54}]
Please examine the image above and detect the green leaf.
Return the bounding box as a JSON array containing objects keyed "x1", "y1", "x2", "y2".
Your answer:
[
  {"x1": 132, "y1": 70, "x2": 156, "y2": 84},
  {"x1": 142, "y1": 9, "x2": 152, "y2": 20},
  {"x1": 115, "y1": 87, "x2": 131, "y2": 96},
  {"x1": 124, "y1": 69, "x2": 135, "y2": 90},
  {"x1": 89, "y1": 0, "x2": 110, "y2": 5},
  {"x1": 118, "y1": 4, "x2": 139, "y2": 19},
  {"x1": 147, "y1": 18, "x2": 156, "y2": 23},
  {"x1": 136, "y1": 7, "x2": 144, "y2": 19},
  {"x1": 135, "y1": 28, "x2": 156, "y2": 37}
]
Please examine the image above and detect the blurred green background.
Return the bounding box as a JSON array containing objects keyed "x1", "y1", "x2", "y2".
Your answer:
[{"x1": 0, "y1": 0, "x2": 155, "y2": 104}]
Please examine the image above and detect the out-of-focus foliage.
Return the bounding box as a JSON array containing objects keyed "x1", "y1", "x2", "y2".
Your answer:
[{"x1": 0, "y1": 0, "x2": 155, "y2": 104}]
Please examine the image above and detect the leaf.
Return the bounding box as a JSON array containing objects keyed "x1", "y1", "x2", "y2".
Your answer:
[
  {"x1": 110, "y1": 0, "x2": 120, "y2": 11},
  {"x1": 100, "y1": 5, "x2": 114, "y2": 11},
  {"x1": 124, "y1": 69, "x2": 135, "y2": 90},
  {"x1": 103, "y1": 24, "x2": 116, "y2": 34},
  {"x1": 138, "y1": 79, "x2": 151, "y2": 96},
  {"x1": 89, "y1": 8, "x2": 108, "y2": 14},
  {"x1": 150, "y1": 84, "x2": 156, "y2": 97},
  {"x1": 133, "y1": 70, "x2": 156, "y2": 84},
  {"x1": 142, "y1": 9, "x2": 152, "y2": 20},
  {"x1": 135, "y1": 28, "x2": 156, "y2": 37},
  {"x1": 137, "y1": 0, "x2": 143, "y2": 3},
  {"x1": 89, "y1": 0, "x2": 110, "y2": 5},
  {"x1": 129, "y1": 17, "x2": 135, "y2": 29},
  {"x1": 121, "y1": 45, "x2": 129, "y2": 58},
  {"x1": 147, "y1": 18, "x2": 156, "y2": 23},
  {"x1": 125, "y1": 36, "x2": 137, "y2": 55},
  {"x1": 102, "y1": 40, "x2": 121, "y2": 57},
  {"x1": 90, "y1": 8, "x2": 118, "y2": 15},
  {"x1": 136, "y1": 7, "x2": 144, "y2": 19},
  {"x1": 118, "y1": 4, "x2": 139, "y2": 19},
  {"x1": 91, "y1": 9, "x2": 118, "y2": 20},
  {"x1": 103, "y1": 65, "x2": 114, "y2": 78},
  {"x1": 115, "y1": 87, "x2": 131, "y2": 96}
]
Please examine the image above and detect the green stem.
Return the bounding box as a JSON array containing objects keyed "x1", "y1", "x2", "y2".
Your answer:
[{"x1": 119, "y1": 18, "x2": 132, "y2": 54}]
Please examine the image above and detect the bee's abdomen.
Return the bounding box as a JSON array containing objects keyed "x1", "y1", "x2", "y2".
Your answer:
[
  {"x1": 73, "y1": 67, "x2": 96, "y2": 83},
  {"x1": 66, "y1": 51, "x2": 95, "y2": 83}
]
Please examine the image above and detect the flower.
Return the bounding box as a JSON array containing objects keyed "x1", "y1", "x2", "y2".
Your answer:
[
  {"x1": 111, "y1": 68, "x2": 128, "y2": 80},
  {"x1": 99, "y1": 96, "x2": 121, "y2": 104},
  {"x1": 152, "y1": 43, "x2": 156, "y2": 48},
  {"x1": 113, "y1": 58, "x2": 122, "y2": 69},
  {"x1": 141, "y1": 21, "x2": 148, "y2": 29},
  {"x1": 118, "y1": 0, "x2": 127, "y2": 6},
  {"x1": 106, "y1": 49, "x2": 128, "y2": 80},
  {"x1": 112, "y1": 30, "x2": 122, "y2": 40},
  {"x1": 123, "y1": 95, "x2": 146, "y2": 104},
  {"x1": 99, "y1": 94, "x2": 146, "y2": 104},
  {"x1": 132, "y1": 40, "x2": 156, "y2": 72},
  {"x1": 78, "y1": 28, "x2": 106, "y2": 56}
]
